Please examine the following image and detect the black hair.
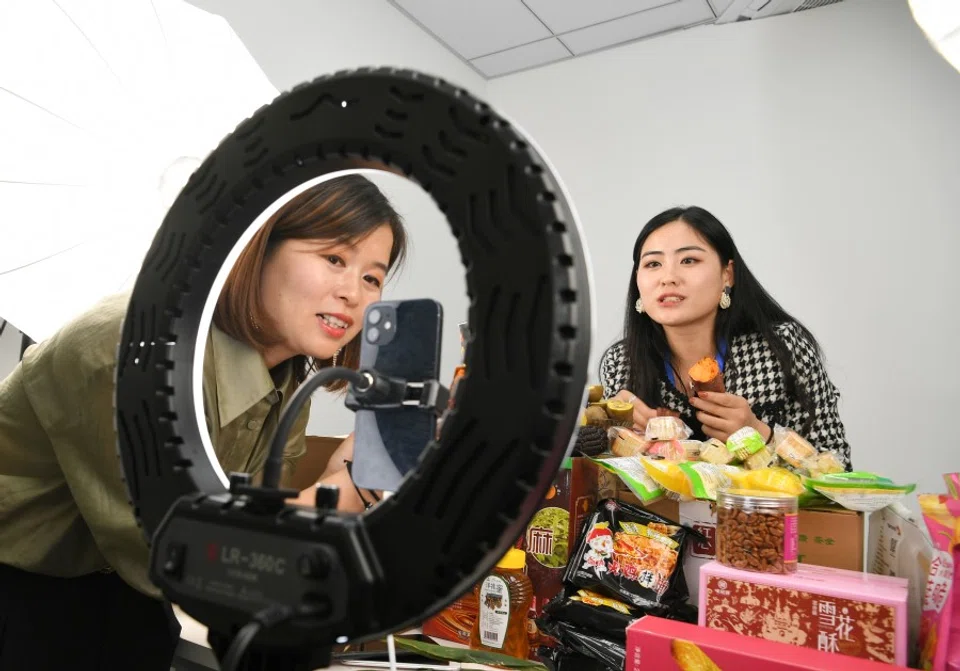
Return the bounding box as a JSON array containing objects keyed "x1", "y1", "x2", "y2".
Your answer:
[{"x1": 616, "y1": 206, "x2": 820, "y2": 428}]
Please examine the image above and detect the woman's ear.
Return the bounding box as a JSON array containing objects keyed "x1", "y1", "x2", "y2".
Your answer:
[{"x1": 723, "y1": 260, "x2": 735, "y2": 288}]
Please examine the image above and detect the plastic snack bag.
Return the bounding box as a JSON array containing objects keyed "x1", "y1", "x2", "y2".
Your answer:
[
  {"x1": 918, "y1": 478, "x2": 960, "y2": 671},
  {"x1": 592, "y1": 457, "x2": 665, "y2": 503},
  {"x1": 641, "y1": 457, "x2": 694, "y2": 500},
  {"x1": 647, "y1": 440, "x2": 686, "y2": 462},
  {"x1": 725, "y1": 427, "x2": 765, "y2": 461},
  {"x1": 565, "y1": 499, "x2": 691, "y2": 611},
  {"x1": 807, "y1": 472, "x2": 915, "y2": 513},
  {"x1": 679, "y1": 462, "x2": 739, "y2": 501},
  {"x1": 644, "y1": 416, "x2": 692, "y2": 442}
]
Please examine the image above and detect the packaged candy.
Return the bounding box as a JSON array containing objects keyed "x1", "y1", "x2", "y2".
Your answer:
[
  {"x1": 807, "y1": 472, "x2": 916, "y2": 513},
  {"x1": 641, "y1": 457, "x2": 694, "y2": 500},
  {"x1": 699, "y1": 438, "x2": 734, "y2": 465},
  {"x1": 644, "y1": 416, "x2": 692, "y2": 442},
  {"x1": 772, "y1": 426, "x2": 817, "y2": 469},
  {"x1": 725, "y1": 426, "x2": 765, "y2": 461},
  {"x1": 679, "y1": 462, "x2": 738, "y2": 500},
  {"x1": 743, "y1": 444, "x2": 775, "y2": 470},
  {"x1": 688, "y1": 357, "x2": 725, "y2": 395},
  {"x1": 565, "y1": 499, "x2": 691, "y2": 610},
  {"x1": 592, "y1": 457, "x2": 664, "y2": 503},
  {"x1": 647, "y1": 440, "x2": 686, "y2": 462},
  {"x1": 607, "y1": 426, "x2": 649, "y2": 458}
]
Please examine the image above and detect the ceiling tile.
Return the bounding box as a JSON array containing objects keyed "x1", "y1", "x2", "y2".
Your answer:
[
  {"x1": 393, "y1": 0, "x2": 551, "y2": 60},
  {"x1": 470, "y1": 38, "x2": 571, "y2": 78},
  {"x1": 559, "y1": 0, "x2": 715, "y2": 55},
  {"x1": 523, "y1": 0, "x2": 681, "y2": 34},
  {"x1": 707, "y1": 0, "x2": 735, "y2": 14}
]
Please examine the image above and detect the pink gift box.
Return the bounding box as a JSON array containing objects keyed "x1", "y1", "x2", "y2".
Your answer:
[
  {"x1": 627, "y1": 616, "x2": 911, "y2": 671},
  {"x1": 699, "y1": 560, "x2": 908, "y2": 665}
]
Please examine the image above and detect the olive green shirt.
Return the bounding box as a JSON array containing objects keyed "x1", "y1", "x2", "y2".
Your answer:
[{"x1": 0, "y1": 293, "x2": 310, "y2": 598}]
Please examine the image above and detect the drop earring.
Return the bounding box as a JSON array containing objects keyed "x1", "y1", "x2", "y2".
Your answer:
[
  {"x1": 635, "y1": 297, "x2": 644, "y2": 315},
  {"x1": 719, "y1": 286, "x2": 732, "y2": 310},
  {"x1": 331, "y1": 349, "x2": 340, "y2": 367}
]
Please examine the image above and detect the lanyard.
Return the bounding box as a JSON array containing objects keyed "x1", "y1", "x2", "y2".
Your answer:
[{"x1": 665, "y1": 339, "x2": 728, "y2": 387}]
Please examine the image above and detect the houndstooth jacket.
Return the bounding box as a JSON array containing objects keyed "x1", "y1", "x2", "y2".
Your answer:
[{"x1": 599, "y1": 322, "x2": 851, "y2": 468}]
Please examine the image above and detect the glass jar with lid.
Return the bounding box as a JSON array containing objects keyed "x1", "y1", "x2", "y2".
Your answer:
[{"x1": 715, "y1": 488, "x2": 798, "y2": 574}]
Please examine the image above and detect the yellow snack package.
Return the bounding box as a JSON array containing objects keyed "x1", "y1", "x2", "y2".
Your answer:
[
  {"x1": 728, "y1": 467, "x2": 805, "y2": 496},
  {"x1": 641, "y1": 457, "x2": 694, "y2": 500}
]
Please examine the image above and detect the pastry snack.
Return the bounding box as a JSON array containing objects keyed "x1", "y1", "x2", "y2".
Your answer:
[
  {"x1": 743, "y1": 445, "x2": 775, "y2": 471},
  {"x1": 608, "y1": 426, "x2": 650, "y2": 457},
  {"x1": 725, "y1": 427, "x2": 765, "y2": 461},
  {"x1": 689, "y1": 357, "x2": 725, "y2": 395},
  {"x1": 771, "y1": 426, "x2": 817, "y2": 469},
  {"x1": 699, "y1": 438, "x2": 734, "y2": 465},
  {"x1": 644, "y1": 416, "x2": 692, "y2": 442}
]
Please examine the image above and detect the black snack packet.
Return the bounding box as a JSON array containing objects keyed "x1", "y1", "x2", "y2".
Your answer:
[
  {"x1": 564, "y1": 498, "x2": 690, "y2": 610},
  {"x1": 536, "y1": 621, "x2": 624, "y2": 671},
  {"x1": 540, "y1": 587, "x2": 638, "y2": 643},
  {"x1": 536, "y1": 645, "x2": 608, "y2": 671}
]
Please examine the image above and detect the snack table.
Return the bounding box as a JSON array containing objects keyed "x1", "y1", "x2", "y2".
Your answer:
[{"x1": 172, "y1": 607, "x2": 481, "y2": 671}]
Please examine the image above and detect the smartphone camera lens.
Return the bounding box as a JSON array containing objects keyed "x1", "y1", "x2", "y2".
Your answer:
[
  {"x1": 367, "y1": 327, "x2": 380, "y2": 343},
  {"x1": 368, "y1": 309, "x2": 382, "y2": 325}
]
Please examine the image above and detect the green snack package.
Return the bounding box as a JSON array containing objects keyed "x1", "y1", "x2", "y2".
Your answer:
[
  {"x1": 806, "y1": 471, "x2": 916, "y2": 513},
  {"x1": 680, "y1": 462, "x2": 738, "y2": 500},
  {"x1": 726, "y1": 427, "x2": 765, "y2": 461},
  {"x1": 592, "y1": 456, "x2": 665, "y2": 503}
]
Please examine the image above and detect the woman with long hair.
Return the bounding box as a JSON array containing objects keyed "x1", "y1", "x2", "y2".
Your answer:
[{"x1": 600, "y1": 206, "x2": 850, "y2": 466}]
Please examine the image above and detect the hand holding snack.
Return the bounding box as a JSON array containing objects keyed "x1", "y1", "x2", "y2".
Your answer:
[
  {"x1": 612, "y1": 389, "x2": 658, "y2": 431},
  {"x1": 690, "y1": 391, "x2": 769, "y2": 443},
  {"x1": 688, "y1": 357, "x2": 725, "y2": 396}
]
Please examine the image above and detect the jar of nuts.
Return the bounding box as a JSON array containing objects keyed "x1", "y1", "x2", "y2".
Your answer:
[{"x1": 715, "y1": 488, "x2": 798, "y2": 574}]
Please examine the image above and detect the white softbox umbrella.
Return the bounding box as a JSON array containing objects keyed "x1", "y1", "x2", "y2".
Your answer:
[
  {"x1": 0, "y1": 0, "x2": 277, "y2": 342},
  {"x1": 909, "y1": 0, "x2": 960, "y2": 75}
]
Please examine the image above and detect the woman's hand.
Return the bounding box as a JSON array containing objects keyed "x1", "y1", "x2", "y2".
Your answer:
[
  {"x1": 690, "y1": 391, "x2": 771, "y2": 444},
  {"x1": 612, "y1": 389, "x2": 657, "y2": 432}
]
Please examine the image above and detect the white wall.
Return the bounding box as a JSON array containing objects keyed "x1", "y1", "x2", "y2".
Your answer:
[
  {"x1": 487, "y1": 0, "x2": 960, "y2": 499},
  {"x1": 186, "y1": 0, "x2": 485, "y2": 94}
]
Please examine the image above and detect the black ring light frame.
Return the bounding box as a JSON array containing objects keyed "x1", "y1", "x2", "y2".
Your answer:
[{"x1": 115, "y1": 68, "x2": 592, "y2": 658}]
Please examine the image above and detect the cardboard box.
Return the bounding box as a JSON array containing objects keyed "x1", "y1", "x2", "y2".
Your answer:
[
  {"x1": 699, "y1": 560, "x2": 908, "y2": 665},
  {"x1": 798, "y1": 507, "x2": 865, "y2": 572},
  {"x1": 288, "y1": 435, "x2": 345, "y2": 491},
  {"x1": 627, "y1": 615, "x2": 910, "y2": 670},
  {"x1": 677, "y1": 502, "x2": 865, "y2": 604},
  {"x1": 678, "y1": 501, "x2": 715, "y2": 605},
  {"x1": 523, "y1": 457, "x2": 599, "y2": 619}
]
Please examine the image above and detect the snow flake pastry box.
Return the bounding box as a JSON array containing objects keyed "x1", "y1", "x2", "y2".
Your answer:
[{"x1": 699, "y1": 560, "x2": 908, "y2": 665}]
